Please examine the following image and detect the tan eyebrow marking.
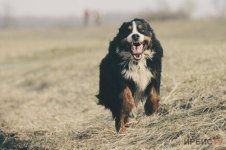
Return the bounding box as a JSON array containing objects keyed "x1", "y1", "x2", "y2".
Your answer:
[
  {"x1": 128, "y1": 26, "x2": 132, "y2": 30},
  {"x1": 138, "y1": 25, "x2": 142, "y2": 30}
]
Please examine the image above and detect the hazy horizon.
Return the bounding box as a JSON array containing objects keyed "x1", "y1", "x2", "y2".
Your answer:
[{"x1": 0, "y1": 0, "x2": 225, "y2": 19}]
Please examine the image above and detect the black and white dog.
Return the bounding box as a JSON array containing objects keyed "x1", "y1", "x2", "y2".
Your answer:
[{"x1": 97, "y1": 18, "x2": 163, "y2": 132}]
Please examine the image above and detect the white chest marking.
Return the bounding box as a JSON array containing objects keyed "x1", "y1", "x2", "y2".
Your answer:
[
  {"x1": 121, "y1": 51, "x2": 153, "y2": 91},
  {"x1": 118, "y1": 49, "x2": 154, "y2": 102}
]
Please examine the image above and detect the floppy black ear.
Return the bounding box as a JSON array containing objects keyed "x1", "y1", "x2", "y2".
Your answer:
[
  {"x1": 152, "y1": 37, "x2": 163, "y2": 58},
  {"x1": 144, "y1": 22, "x2": 163, "y2": 58},
  {"x1": 145, "y1": 22, "x2": 153, "y2": 32},
  {"x1": 118, "y1": 22, "x2": 127, "y2": 35},
  {"x1": 108, "y1": 22, "x2": 126, "y2": 54},
  {"x1": 119, "y1": 22, "x2": 126, "y2": 29}
]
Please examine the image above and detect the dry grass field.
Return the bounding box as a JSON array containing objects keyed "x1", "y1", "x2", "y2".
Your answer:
[{"x1": 0, "y1": 20, "x2": 226, "y2": 150}]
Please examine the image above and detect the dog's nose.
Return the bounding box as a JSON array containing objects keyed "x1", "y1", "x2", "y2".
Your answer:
[{"x1": 132, "y1": 34, "x2": 140, "y2": 41}]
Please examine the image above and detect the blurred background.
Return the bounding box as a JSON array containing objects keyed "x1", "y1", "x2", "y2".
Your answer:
[
  {"x1": 0, "y1": 0, "x2": 226, "y2": 28},
  {"x1": 0, "y1": 0, "x2": 226, "y2": 149}
]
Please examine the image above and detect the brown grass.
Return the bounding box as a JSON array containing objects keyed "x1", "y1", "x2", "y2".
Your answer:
[{"x1": 0, "y1": 20, "x2": 226, "y2": 150}]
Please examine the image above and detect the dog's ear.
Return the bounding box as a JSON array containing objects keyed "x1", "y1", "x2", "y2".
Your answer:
[
  {"x1": 150, "y1": 27, "x2": 163, "y2": 58},
  {"x1": 143, "y1": 22, "x2": 163, "y2": 58},
  {"x1": 109, "y1": 22, "x2": 127, "y2": 54},
  {"x1": 115, "y1": 22, "x2": 128, "y2": 41},
  {"x1": 145, "y1": 22, "x2": 152, "y2": 32},
  {"x1": 118, "y1": 22, "x2": 127, "y2": 34},
  {"x1": 119, "y1": 22, "x2": 126, "y2": 29}
]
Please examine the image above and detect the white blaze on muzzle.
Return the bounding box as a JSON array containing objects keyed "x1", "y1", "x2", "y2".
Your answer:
[
  {"x1": 126, "y1": 21, "x2": 144, "y2": 43},
  {"x1": 126, "y1": 21, "x2": 145, "y2": 60}
]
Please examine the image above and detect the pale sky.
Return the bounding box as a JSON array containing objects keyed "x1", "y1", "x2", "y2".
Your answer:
[{"x1": 0, "y1": 0, "x2": 222, "y2": 18}]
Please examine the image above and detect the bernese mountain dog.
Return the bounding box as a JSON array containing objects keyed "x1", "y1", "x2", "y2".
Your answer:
[{"x1": 96, "y1": 18, "x2": 163, "y2": 132}]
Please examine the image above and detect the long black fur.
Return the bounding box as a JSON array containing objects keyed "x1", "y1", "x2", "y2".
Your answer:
[{"x1": 96, "y1": 18, "x2": 163, "y2": 119}]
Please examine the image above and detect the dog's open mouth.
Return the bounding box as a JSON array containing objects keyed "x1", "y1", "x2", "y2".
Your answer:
[{"x1": 130, "y1": 41, "x2": 147, "y2": 60}]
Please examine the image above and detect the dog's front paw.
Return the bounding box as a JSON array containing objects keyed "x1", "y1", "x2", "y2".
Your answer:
[
  {"x1": 126, "y1": 108, "x2": 137, "y2": 118},
  {"x1": 118, "y1": 126, "x2": 126, "y2": 133}
]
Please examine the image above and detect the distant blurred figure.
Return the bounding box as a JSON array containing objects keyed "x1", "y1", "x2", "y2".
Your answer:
[
  {"x1": 83, "y1": 10, "x2": 90, "y2": 26},
  {"x1": 94, "y1": 11, "x2": 102, "y2": 25}
]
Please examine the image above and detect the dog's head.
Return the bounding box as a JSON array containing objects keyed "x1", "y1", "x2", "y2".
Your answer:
[{"x1": 112, "y1": 18, "x2": 155, "y2": 61}]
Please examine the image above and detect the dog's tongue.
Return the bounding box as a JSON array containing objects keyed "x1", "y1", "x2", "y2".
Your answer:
[{"x1": 132, "y1": 44, "x2": 144, "y2": 54}]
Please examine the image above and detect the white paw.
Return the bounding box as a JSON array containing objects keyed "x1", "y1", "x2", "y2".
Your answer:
[{"x1": 128, "y1": 108, "x2": 137, "y2": 118}]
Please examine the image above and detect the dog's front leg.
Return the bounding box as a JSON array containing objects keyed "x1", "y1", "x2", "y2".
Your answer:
[
  {"x1": 115, "y1": 86, "x2": 136, "y2": 132},
  {"x1": 144, "y1": 86, "x2": 160, "y2": 116},
  {"x1": 115, "y1": 109, "x2": 126, "y2": 133},
  {"x1": 121, "y1": 86, "x2": 137, "y2": 118}
]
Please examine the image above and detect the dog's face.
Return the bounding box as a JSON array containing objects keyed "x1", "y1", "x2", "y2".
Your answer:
[{"x1": 117, "y1": 19, "x2": 153, "y2": 61}]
